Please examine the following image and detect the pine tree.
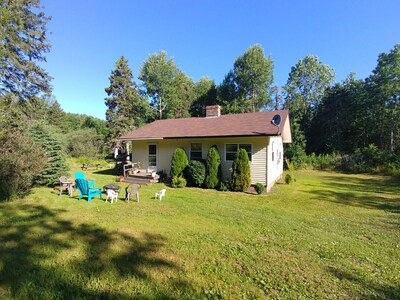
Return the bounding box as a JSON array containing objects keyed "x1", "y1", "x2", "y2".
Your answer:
[
  {"x1": 0, "y1": 0, "x2": 52, "y2": 100},
  {"x1": 29, "y1": 123, "x2": 69, "y2": 186},
  {"x1": 105, "y1": 56, "x2": 150, "y2": 150}
]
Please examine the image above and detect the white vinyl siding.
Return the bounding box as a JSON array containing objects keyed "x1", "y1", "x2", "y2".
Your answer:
[
  {"x1": 225, "y1": 143, "x2": 252, "y2": 162},
  {"x1": 131, "y1": 136, "x2": 273, "y2": 186}
]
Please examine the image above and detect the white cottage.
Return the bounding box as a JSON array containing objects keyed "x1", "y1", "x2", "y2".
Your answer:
[{"x1": 119, "y1": 106, "x2": 292, "y2": 192}]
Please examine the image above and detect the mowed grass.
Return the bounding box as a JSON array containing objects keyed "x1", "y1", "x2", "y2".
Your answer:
[{"x1": 0, "y1": 167, "x2": 399, "y2": 299}]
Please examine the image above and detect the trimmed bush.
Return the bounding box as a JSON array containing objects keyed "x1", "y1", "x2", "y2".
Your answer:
[
  {"x1": 170, "y1": 148, "x2": 189, "y2": 178},
  {"x1": 231, "y1": 148, "x2": 251, "y2": 192},
  {"x1": 204, "y1": 145, "x2": 222, "y2": 189},
  {"x1": 255, "y1": 183, "x2": 265, "y2": 194},
  {"x1": 185, "y1": 161, "x2": 206, "y2": 187},
  {"x1": 285, "y1": 173, "x2": 293, "y2": 184},
  {"x1": 171, "y1": 176, "x2": 187, "y2": 188}
]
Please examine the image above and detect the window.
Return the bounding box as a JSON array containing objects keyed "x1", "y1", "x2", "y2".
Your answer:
[
  {"x1": 190, "y1": 143, "x2": 202, "y2": 161},
  {"x1": 225, "y1": 143, "x2": 252, "y2": 161},
  {"x1": 148, "y1": 144, "x2": 157, "y2": 169}
]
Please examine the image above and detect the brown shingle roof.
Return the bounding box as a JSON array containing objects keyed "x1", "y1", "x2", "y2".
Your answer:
[{"x1": 119, "y1": 110, "x2": 289, "y2": 140}]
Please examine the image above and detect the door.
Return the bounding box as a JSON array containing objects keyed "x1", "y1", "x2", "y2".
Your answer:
[{"x1": 148, "y1": 144, "x2": 157, "y2": 172}]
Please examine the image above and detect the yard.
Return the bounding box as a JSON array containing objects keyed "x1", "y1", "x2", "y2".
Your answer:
[{"x1": 0, "y1": 167, "x2": 399, "y2": 299}]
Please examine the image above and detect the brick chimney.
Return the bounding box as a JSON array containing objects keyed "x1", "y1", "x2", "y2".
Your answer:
[{"x1": 205, "y1": 105, "x2": 221, "y2": 118}]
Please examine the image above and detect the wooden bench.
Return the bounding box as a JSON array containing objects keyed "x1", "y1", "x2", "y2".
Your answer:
[{"x1": 81, "y1": 163, "x2": 103, "y2": 171}]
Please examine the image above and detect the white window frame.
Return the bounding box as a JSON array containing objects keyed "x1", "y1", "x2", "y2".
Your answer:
[
  {"x1": 190, "y1": 142, "x2": 203, "y2": 161},
  {"x1": 225, "y1": 143, "x2": 252, "y2": 162}
]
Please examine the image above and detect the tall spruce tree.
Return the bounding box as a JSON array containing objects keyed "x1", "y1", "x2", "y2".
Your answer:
[
  {"x1": 105, "y1": 56, "x2": 149, "y2": 150},
  {"x1": 0, "y1": 0, "x2": 52, "y2": 100},
  {"x1": 29, "y1": 123, "x2": 69, "y2": 186}
]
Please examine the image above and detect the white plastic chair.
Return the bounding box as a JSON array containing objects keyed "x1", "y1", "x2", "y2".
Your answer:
[
  {"x1": 155, "y1": 189, "x2": 166, "y2": 201},
  {"x1": 105, "y1": 189, "x2": 118, "y2": 204}
]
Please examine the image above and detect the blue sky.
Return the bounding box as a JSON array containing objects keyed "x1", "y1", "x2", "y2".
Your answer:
[{"x1": 41, "y1": 0, "x2": 400, "y2": 120}]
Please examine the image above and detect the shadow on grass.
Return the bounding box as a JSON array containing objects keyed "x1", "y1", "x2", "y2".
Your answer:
[
  {"x1": 93, "y1": 168, "x2": 119, "y2": 176},
  {"x1": 305, "y1": 174, "x2": 400, "y2": 214},
  {"x1": 0, "y1": 204, "x2": 196, "y2": 298},
  {"x1": 328, "y1": 267, "x2": 400, "y2": 299}
]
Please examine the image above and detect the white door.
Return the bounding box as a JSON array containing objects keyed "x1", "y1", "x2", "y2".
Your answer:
[{"x1": 148, "y1": 144, "x2": 157, "y2": 172}]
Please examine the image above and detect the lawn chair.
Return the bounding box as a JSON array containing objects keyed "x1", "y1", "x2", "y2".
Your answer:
[
  {"x1": 155, "y1": 189, "x2": 166, "y2": 201},
  {"x1": 75, "y1": 178, "x2": 102, "y2": 202},
  {"x1": 105, "y1": 189, "x2": 118, "y2": 204},
  {"x1": 74, "y1": 172, "x2": 95, "y2": 188},
  {"x1": 59, "y1": 176, "x2": 74, "y2": 197},
  {"x1": 125, "y1": 184, "x2": 140, "y2": 203}
]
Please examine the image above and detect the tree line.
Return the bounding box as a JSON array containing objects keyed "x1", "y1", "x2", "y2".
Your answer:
[
  {"x1": 1, "y1": 0, "x2": 399, "y2": 199},
  {"x1": 105, "y1": 43, "x2": 400, "y2": 172}
]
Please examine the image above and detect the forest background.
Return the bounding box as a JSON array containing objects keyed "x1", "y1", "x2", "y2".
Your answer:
[{"x1": 1, "y1": 0, "x2": 399, "y2": 199}]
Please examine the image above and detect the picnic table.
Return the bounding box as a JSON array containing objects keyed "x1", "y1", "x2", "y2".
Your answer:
[{"x1": 81, "y1": 163, "x2": 103, "y2": 171}]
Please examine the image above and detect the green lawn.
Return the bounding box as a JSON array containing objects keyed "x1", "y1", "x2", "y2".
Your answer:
[{"x1": 0, "y1": 167, "x2": 399, "y2": 299}]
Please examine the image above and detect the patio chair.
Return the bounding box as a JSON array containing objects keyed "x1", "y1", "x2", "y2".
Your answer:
[
  {"x1": 155, "y1": 189, "x2": 166, "y2": 201},
  {"x1": 59, "y1": 176, "x2": 74, "y2": 197},
  {"x1": 75, "y1": 178, "x2": 102, "y2": 202},
  {"x1": 105, "y1": 189, "x2": 118, "y2": 204},
  {"x1": 74, "y1": 171, "x2": 95, "y2": 188},
  {"x1": 125, "y1": 183, "x2": 140, "y2": 203}
]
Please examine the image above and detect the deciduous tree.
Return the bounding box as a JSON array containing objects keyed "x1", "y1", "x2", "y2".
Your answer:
[
  {"x1": 218, "y1": 44, "x2": 274, "y2": 113},
  {"x1": 190, "y1": 77, "x2": 217, "y2": 117}
]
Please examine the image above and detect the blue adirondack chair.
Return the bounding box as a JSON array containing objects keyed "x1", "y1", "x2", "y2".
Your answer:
[
  {"x1": 74, "y1": 172, "x2": 95, "y2": 187},
  {"x1": 75, "y1": 178, "x2": 102, "y2": 202}
]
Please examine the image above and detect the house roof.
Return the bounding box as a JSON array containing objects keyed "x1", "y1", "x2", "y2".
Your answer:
[{"x1": 119, "y1": 110, "x2": 292, "y2": 142}]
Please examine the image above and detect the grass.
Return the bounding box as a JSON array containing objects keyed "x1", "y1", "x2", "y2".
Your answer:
[{"x1": 0, "y1": 164, "x2": 399, "y2": 299}]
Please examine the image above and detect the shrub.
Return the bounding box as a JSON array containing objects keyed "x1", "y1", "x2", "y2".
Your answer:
[
  {"x1": 171, "y1": 176, "x2": 187, "y2": 188},
  {"x1": 170, "y1": 148, "x2": 189, "y2": 178},
  {"x1": 219, "y1": 180, "x2": 232, "y2": 192},
  {"x1": 231, "y1": 148, "x2": 251, "y2": 192},
  {"x1": 185, "y1": 161, "x2": 206, "y2": 187},
  {"x1": 285, "y1": 173, "x2": 293, "y2": 184},
  {"x1": 65, "y1": 128, "x2": 106, "y2": 158},
  {"x1": 204, "y1": 145, "x2": 222, "y2": 189},
  {"x1": 0, "y1": 130, "x2": 47, "y2": 200},
  {"x1": 254, "y1": 183, "x2": 265, "y2": 194}
]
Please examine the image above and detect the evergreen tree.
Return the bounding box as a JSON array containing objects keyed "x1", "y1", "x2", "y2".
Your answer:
[
  {"x1": 47, "y1": 99, "x2": 66, "y2": 129},
  {"x1": 105, "y1": 56, "x2": 149, "y2": 150},
  {"x1": 231, "y1": 148, "x2": 251, "y2": 192},
  {"x1": 29, "y1": 123, "x2": 69, "y2": 186},
  {"x1": 170, "y1": 148, "x2": 189, "y2": 177},
  {"x1": 0, "y1": 0, "x2": 52, "y2": 100},
  {"x1": 204, "y1": 145, "x2": 222, "y2": 189}
]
